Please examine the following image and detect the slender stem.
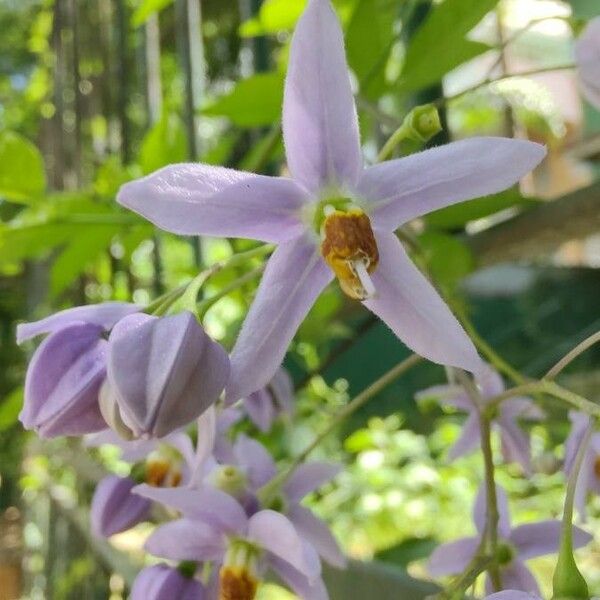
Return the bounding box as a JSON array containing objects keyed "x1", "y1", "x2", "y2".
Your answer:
[
  {"x1": 434, "y1": 64, "x2": 575, "y2": 108},
  {"x1": 259, "y1": 355, "x2": 422, "y2": 503},
  {"x1": 430, "y1": 553, "x2": 492, "y2": 600},
  {"x1": 377, "y1": 122, "x2": 411, "y2": 162},
  {"x1": 545, "y1": 331, "x2": 600, "y2": 380}
]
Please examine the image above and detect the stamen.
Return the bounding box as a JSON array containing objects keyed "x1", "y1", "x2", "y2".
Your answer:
[{"x1": 352, "y1": 259, "x2": 376, "y2": 298}]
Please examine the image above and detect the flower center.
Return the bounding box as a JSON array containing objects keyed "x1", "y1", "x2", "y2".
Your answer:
[
  {"x1": 144, "y1": 446, "x2": 184, "y2": 487},
  {"x1": 220, "y1": 541, "x2": 259, "y2": 600},
  {"x1": 210, "y1": 465, "x2": 248, "y2": 497},
  {"x1": 495, "y1": 542, "x2": 515, "y2": 566},
  {"x1": 320, "y1": 207, "x2": 379, "y2": 300}
]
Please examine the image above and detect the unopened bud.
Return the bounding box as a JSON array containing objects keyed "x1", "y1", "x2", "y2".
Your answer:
[
  {"x1": 98, "y1": 379, "x2": 135, "y2": 441},
  {"x1": 403, "y1": 104, "x2": 442, "y2": 143},
  {"x1": 210, "y1": 465, "x2": 248, "y2": 498}
]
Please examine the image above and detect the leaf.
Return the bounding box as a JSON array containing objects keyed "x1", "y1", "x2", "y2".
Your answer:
[
  {"x1": 0, "y1": 223, "x2": 78, "y2": 264},
  {"x1": 566, "y1": 0, "x2": 599, "y2": 18},
  {"x1": 346, "y1": 0, "x2": 395, "y2": 98},
  {"x1": 399, "y1": 0, "x2": 499, "y2": 92},
  {"x1": 0, "y1": 388, "x2": 23, "y2": 432},
  {"x1": 417, "y1": 232, "x2": 475, "y2": 291},
  {"x1": 131, "y1": 0, "x2": 174, "y2": 27},
  {"x1": 203, "y1": 73, "x2": 285, "y2": 127},
  {"x1": 139, "y1": 112, "x2": 187, "y2": 175},
  {"x1": 376, "y1": 538, "x2": 437, "y2": 567},
  {"x1": 0, "y1": 130, "x2": 46, "y2": 203},
  {"x1": 425, "y1": 190, "x2": 537, "y2": 229},
  {"x1": 239, "y1": 0, "x2": 307, "y2": 37},
  {"x1": 50, "y1": 227, "x2": 118, "y2": 297}
]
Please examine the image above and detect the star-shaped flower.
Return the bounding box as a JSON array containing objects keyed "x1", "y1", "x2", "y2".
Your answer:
[{"x1": 117, "y1": 0, "x2": 546, "y2": 402}]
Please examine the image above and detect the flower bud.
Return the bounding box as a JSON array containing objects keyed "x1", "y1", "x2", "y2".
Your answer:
[
  {"x1": 91, "y1": 475, "x2": 151, "y2": 537},
  {"x1": 98, "y1": 379, "x2": 135, "y2": 441},
  {"x1": 552, "y1": 548, "x2": 590, "y2": 600},
  {"x1": 130, "y1": 564, "x2": 204, "y2": 600},
  {"x1": 209, "y1": 465, "x2": 248, "y2": 497},
  {"x1": 575, "y1": 17, "x2": 600, "y2": 110},
  {"x1": 402, "y1": 104, "x2": 442, "y2": 143},
  {"x1": 20, "y1": 323, "x2": 108, "y2": 438},
  {"x1": 106, "y1": 311, "x2": 230, "y2": 439}
]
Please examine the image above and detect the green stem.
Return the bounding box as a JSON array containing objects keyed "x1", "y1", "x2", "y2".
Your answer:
[
  {"x1": 545, "y1": 331, "x2": 600, "y2": 380},
  {"x1": 258, "y1": 355, "x2": 422, "y2": 504},
  {"x1": 377, "y1": 122, "x2": 411, "y2": 162}
]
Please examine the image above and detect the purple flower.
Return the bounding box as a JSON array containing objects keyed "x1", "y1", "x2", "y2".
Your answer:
[
  {"x1": 428, "y1": 485, "x2": 591, "y2": 595},
  {"x1": 243, "y1": 368, "x2": 295, "y2": 432},
  {"x1": 416, "y1": 367, "x2": 544, "y2": 472},
  {"x1": 485, "y1": 594, "x2": 540, "y2": 600},
  {"x1": 17, "y1": 303, "x2": 139, "y2": 438},
  {"x1": 87, "y1": 429, "x2": 196, "y2": 536},
  {"x1": 130, "y1": 564, "x2": 206, "y2": 600},
  {"x1": 117, "y1": 0, "x2": 545, "y2": 402},
  {"x1": 90, "y1": 475, "x2": 151, "y2": 537},
  {"x1": 564, "y1": 411, "x2": 600, "y2": 521},
  {"x1": 575, "y1": 17, "x2": 600, "y2": 110},
  {"x1": 102, "y1": 311, "x2": 230, "y2": 439},
  {"x1": 135, "y1": 486, "x2": 327, "y2": 599}
]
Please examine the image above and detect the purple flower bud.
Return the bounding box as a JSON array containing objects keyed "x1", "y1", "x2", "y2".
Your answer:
[
  {"x1": 20, "y1": 323, "x2": 108, "y2": 438},
  {"x1": 107, "y1": 312, "x2": 230, "y2": 439},
  {"x1": 91, "y1": 475, "x2": 151, "y2": 537},
  {"x1": 130, "y1": 564, "x2": 205, "y2": 600},
  {"x1": 575, "y1": 17, "x2": 600, "y2": 110}
]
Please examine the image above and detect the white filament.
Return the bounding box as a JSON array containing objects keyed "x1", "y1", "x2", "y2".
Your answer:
[{"x1": 353, "y1": 259, "x2": 376, "y2": 299}]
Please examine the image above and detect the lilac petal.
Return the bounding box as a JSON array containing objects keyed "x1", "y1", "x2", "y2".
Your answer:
[
  {"x1": 358, "y1": 138, "x2": 546, "y2": 231},
  {"x1": 17, "y1": 302, "x2": 139, "y2": 344},
  {"x1": 244, "y1": 388, "x2": 276, "y2": 432},
  {"x1": 270, "y1": 368, "x2": 295, "y2": 414},
  {"x1": 501, "y1": 398, "x2": 544, "y2": 421},
  {"x1": 270, "y1": 555, "x2": 329, "y2": 600},
  {"x1": 475, "y1": 366, "x2": 505, "y2": 398},
  {"x1": 283, "y1": 0, "x2": 362, "y2": 192},
  {"x1": 20, "y1": 324, "x2": 107, "y2": 438},
  {"x1": 565, "y1": 411, "x2": 592, "y2": 474},
  {"x1": 117, "y1": 164, "x2": 308, "y2": 243},
  {"x1": 575, "y1": 18, "x2": 600, "y2": 110},
  {"x1": 284, "y1": 463, "x2": 342, "y2": 503},
  {"x1": 91, "y1": 476, "x2": 151, "y2": 537},
  {"x1": 415, "y1": 384, "x2": 471, "y2": 410},
  {"x1": 287, "y1": 504, "x2": 346, "y2": 568},
  {"x1": 144, "y1": 518, "x2": 225, "y2": 562},
  {"x1": 485, "y1": 593, "x2": 540, "y2": 600},
  {"x1": 510, "y1": 520, "x2": 592, "y2": 559},
  {"x1": 248, "y1": 510, "x2": 320, "y2": 579},
  {"x1": 130, "y1": 564, "x2": 206, "y2": 600},
  {"x1": 447, "y1": 414, "x2": 481, "y2": 461},
  {"x1": 496, "y1": 560, "x2": 540, "y2": 595},
  {"x1": 474, "y1": 485, "x2": 511, "y2": 538},
  {"x1": 363, "y1": 231, "x2": 484, "y2": 375},
  {"x1": 134, "y1": 485, "x2": 248, "y2": 534},
  {"x1": 428, "y1": 537, "x2": 479, "y2": 576},
  {"x1": 499, "y1": 419, "x2": 532, "y2": 474},
  {"x1": 226, "y1": 236, "x2": 333, "y2": 402},
  {"x1": 108, "y1": 311, "x2": 230, "y2": 438},
  {"x1": 233, "y1": 434, "x2": 277, "y2": 489},
  {"x1": 574, "y1": 455, "x2": 594, "y2": 521}
]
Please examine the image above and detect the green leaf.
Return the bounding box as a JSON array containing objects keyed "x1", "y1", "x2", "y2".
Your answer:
[
  {"x1": 346, "y1": 0, "x2": 395, "y2": 98},
  {"x1": 566, "y1": 0, "x2": 599, "y2": 18},
  {"x1": 131, "y1": 0, "x2": 174, "y2": 27},
  {"x1": 417, "y1": 232, "x2": 475, "y2": 290},
  {"x1": 376, "y1": 538, "x2": 437, "y2": 567},
  {"x1": 203, "y1": 73, "x2": 285, "y2": 127},
  {"x1": 399, "y1": 0, "x2": 499, "y2": 92},
  {"x1": 139, "y1": 112, "x2": 187, "y2": 175},
  {"x1": 239, "y1": 0, "x2": 306, "y2": 37},
  {"x1": 0, "y1": 131, "x2": 46, "y2": 203},
  {"x1": 425, "y1": 190, "x2": 538, "y2": 229},
  {"x1": 50, "y1": 227, "x2": 118, "y2": 297},
  {"x1": 0, "y1": 388, "x2": 23, "y2": 432}
]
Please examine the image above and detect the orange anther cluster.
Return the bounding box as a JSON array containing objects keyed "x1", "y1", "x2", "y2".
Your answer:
[
  {"x1": 320, "y1": 209, "x2": 379, "y2": 300},
  {"x1": 145, "y1": 459, "x2": 182, "y2": 487},
  {"x1": 219, "y1": 566, "x2": 258, "y2": 600}
]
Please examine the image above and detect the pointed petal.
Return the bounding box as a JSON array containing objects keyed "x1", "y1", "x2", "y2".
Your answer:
[
  {"x1": 474, "y1": 485, "x2": 511, "y2": 538},
  {"x1": 144, "y1": 518, "x2": 225, "y2": 562},
  {"x1": 499, "y1": 419, "x2": 532, "y2": 474},
  {"x1": 415, "y1": 384, "x2": 471, "y2": 410},
  {"x1": 500, "y1": 398, "x2": 544, "y2": 421},
  {"x1": 91, "y1": 476, "x2": 151, "y2": 537},
  {"x1": 283, "y1": 0, "x2": 362, "y2": 191},
  {"x1": 485, "y1": 593, "x2": 539, "y2": 600},
  {"x1": 284, "y1": 463, "x2": 342, "y2": 502},
  {"x1": 575, "y1": 18, "x2": 600, "y2": 110},
  {"x1": 244, "y1": 389, "x2": 276, "y2": 432},
  {"x1": 189, "y1": 406, "x2": 217, "y2": 486},
  {"x1": 270, "y1": 556, "x2": 329, "y2": 600},
  {"x1": 16, "y1": 302, "x2": 139, "y2": 344},
  {"x1": 496, "y1": 560, "x2": 540, "y2": 595},
  {"x1": 565, "y1": 411, "x2": 592, "y2": 474},
  {"x1": 510, "y1": 520, "x2": 592, "y2": 559},
  {"x1": 363, "y1": 231, "x2": 483, "y2": 374},
  {"x1": 20, "y1": 324, "x2": 107, "y2": 438},
  {"x1": 358, "y1": 138, "x2": 546, "y2": 230},
  {"x1": 270, "y1": 368, "x2": 295, "y2": 414},
  {"x1": 248, "y1": 510, "x2": 320, "y2": 579},
  {"x1": 130, "y1": 565, "x2": 207, "y2": 600},
  {"x1": 118, "y1": 164, "x2": 308, "y2": 242},
  {"x1": 108, "y1": 312, "x2": 229, "y2": 438},
  {"x1": 233, "y1": 434, "x2": 277, "y2": 489},
  {"x1": 428, "y1": 537, "x2": 479, "y2": 576},
  {"x1": 226, "y1": 236, "x2": 333, "y2": 402},
  {"x1": 133, "y1": 484, "x2": 247, "y2": 534},
  {"x1": 447, "y1": 414, "x2": 480, "y2": 461},
  {"x1": 288, "y1": 504, "x2": 346, "y2": 568}
]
